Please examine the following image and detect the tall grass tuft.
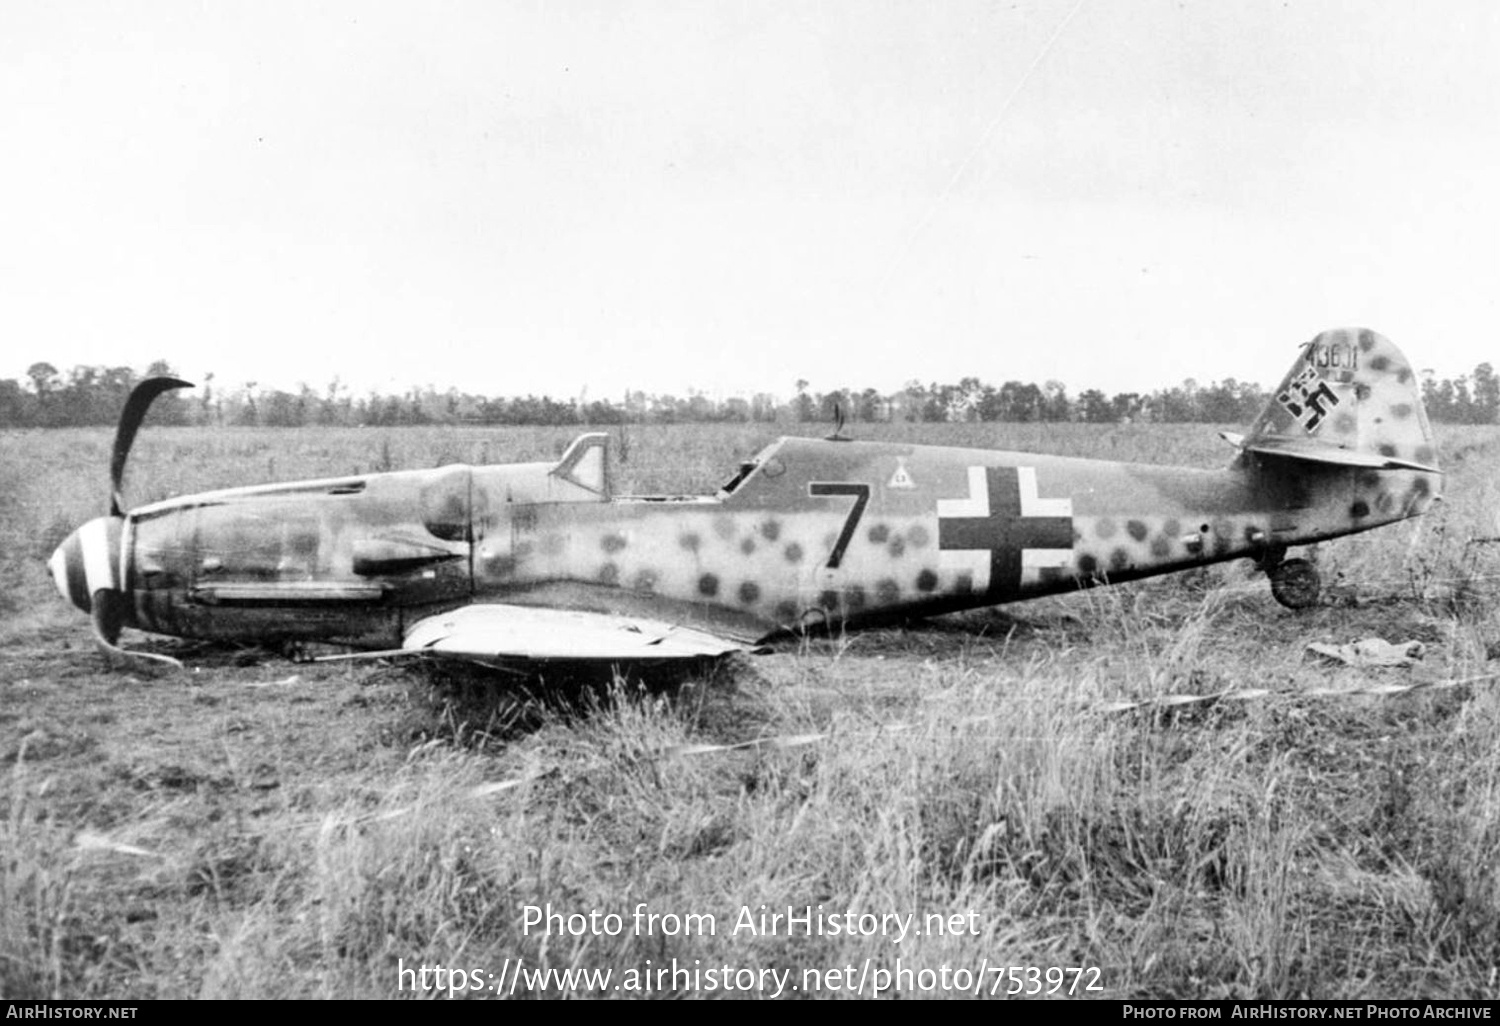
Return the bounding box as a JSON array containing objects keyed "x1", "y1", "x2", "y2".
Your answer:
[{"x1": 1, "y1": 743, "x2": 74, "y2": 999}]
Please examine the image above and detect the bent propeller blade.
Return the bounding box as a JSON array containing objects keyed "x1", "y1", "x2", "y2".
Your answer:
[
  {"x1": 110, "y1": 377, "x2": 192, "y2": 517},
  {"x1": 89, "y1": 589, "x2": 183, "y2": 672}
]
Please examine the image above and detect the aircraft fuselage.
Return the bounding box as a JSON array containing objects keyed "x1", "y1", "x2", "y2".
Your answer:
[{"x1": 107, "y1": 435, "x2": 1437, "y2": 650}]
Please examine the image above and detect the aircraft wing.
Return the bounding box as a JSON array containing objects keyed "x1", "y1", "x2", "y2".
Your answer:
[{"x1": 403, "y1": 604, "x2": 748, "y2": 664}]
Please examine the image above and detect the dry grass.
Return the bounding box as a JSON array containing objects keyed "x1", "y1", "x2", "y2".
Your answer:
[{"x1": 2, "y1": 421, "x2": 1498, "y2": 999}]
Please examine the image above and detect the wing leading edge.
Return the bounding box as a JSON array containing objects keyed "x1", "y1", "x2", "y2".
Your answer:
[{"x1": 403, "y1": 604, "x2": 746, "y2": 664}]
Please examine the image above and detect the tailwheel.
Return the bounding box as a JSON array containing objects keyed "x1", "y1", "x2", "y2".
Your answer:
[{"x1": 1268, "y1": 558, "x2": 1321, "y2": 610}]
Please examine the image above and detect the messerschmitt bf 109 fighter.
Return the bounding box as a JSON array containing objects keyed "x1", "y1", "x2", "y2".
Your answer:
[{"x1": 51, "y1": 328, "x2": 1441, "y2": 672}]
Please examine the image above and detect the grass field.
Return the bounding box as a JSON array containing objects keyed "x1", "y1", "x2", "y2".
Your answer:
[{"x1": 3, "y1": 420, "x2": 1499, "y2": 999}]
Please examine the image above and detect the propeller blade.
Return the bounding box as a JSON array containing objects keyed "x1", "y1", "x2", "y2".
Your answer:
[
  {"x1": 825, "y1": 402, "x2": 851, "y2": 442},
  {"x1": 90, "y1": 590, "x2": 183, "y2": 672},
  {"x1": 110, "y1": 377, "x2": 192, "y2": 517}
]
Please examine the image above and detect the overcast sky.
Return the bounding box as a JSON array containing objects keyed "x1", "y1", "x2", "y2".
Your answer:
[{"x1": 3, "y1": 1, "x2": 1496, "y2": 403}]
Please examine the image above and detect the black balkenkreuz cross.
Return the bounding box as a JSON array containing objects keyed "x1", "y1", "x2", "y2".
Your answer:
[{"x1": 937, "y1": 466, "x2": 1074, "y2": 596}]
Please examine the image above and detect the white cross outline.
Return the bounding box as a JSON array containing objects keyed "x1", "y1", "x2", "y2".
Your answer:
[{"x1": 936, "y1": 465, "x2": 1075, "y2": 592}]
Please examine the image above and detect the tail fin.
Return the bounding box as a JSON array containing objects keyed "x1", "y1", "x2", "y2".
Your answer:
[{"x1": 1236, "y1": 328, "x2": 1439, "y2": 473}]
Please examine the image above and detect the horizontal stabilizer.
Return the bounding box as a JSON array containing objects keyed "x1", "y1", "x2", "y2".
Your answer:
[
  {"x1": 404, "y1": 604, "x2": 745, "y2": 663},
  {"x1": 1232, "y1": 435, "x2": 1439, "y2": 474}
]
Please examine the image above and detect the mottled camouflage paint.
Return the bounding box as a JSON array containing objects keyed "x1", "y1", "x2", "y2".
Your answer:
[{"x1": 51, "y1": 329, "x2": 1442, "y2": 652}]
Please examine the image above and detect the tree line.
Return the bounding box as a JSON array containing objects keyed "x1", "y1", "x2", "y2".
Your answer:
[{"x1": 3, "y1": 359, "x2": 1497, "y2": 429}]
